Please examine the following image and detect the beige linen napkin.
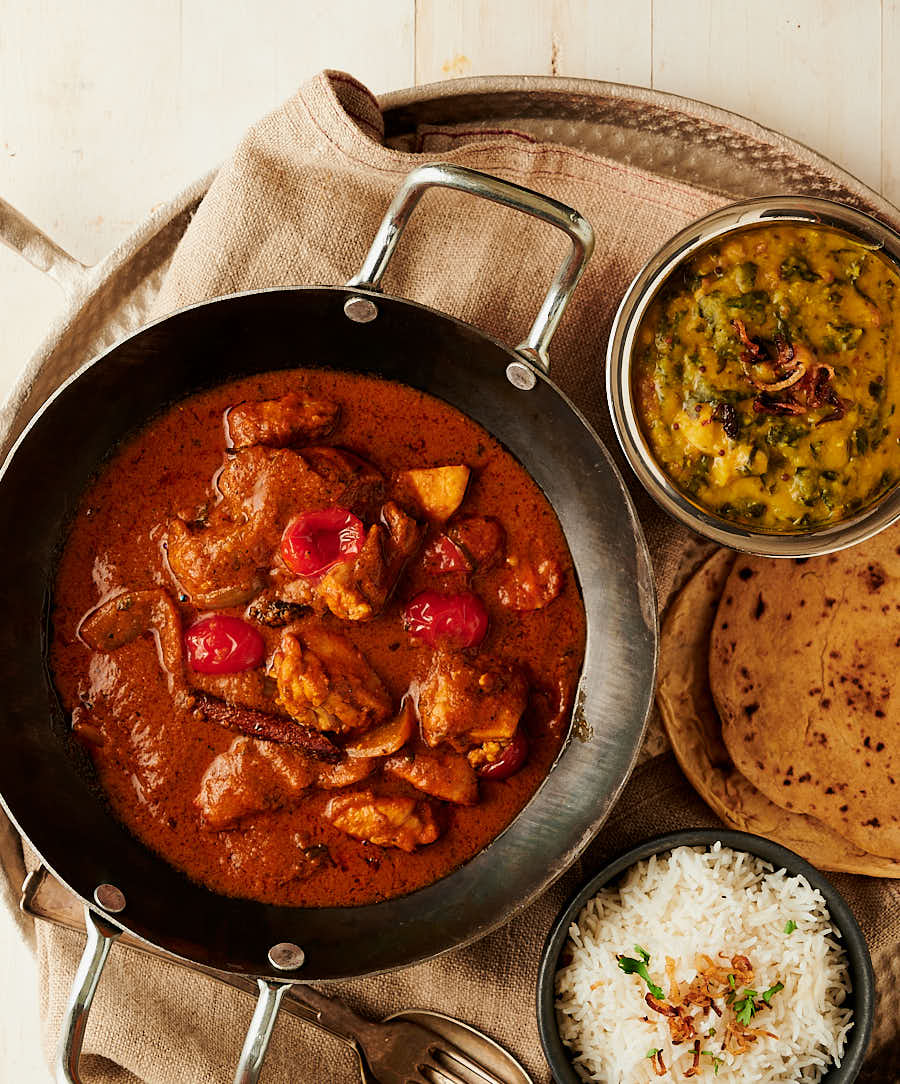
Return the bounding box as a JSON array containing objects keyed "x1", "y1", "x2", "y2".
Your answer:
[{"x1": 32, "y1": 71, "x2": 900, "y2": 1082}]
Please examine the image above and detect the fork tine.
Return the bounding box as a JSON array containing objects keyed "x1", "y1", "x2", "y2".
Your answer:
[
  {"x1": 418, "y1": 1057, "x2": 469, "y2": 1084},
  {"x1": 420, "y1": 1046, "x2": 508, "y2": 1084},
  {"x1": 438, "y1": 1044, "x2": 503, "y2": 1084}
]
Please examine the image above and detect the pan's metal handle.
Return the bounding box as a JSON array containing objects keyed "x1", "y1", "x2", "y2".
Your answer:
[
  {"x1": 233, "y1": 978, "x2": 295, "y2": 1084},
  {"x1": 346, "y1": 162, "x2": 594, "y2": 374},
  {"x1": 56, "y1": 906, "x2": 293, "y2": 1084},
  {"x1": 0, "y1": 195, "x2": 88, "y2": 298},
  {"x1": 54, "y1": 906, "x2": 122, "y2": 1084}
]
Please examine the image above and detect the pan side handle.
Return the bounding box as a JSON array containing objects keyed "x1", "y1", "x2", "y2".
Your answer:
[
  {"x1": 233, "y1": 978, "x2": 295, "y2": 1084},
  {"x1": 0, "y1": 195, "x2": 88, "y2": 298},
  {"x1": 54, "y1": 908, "x2": 292, "y2": 1084},
  {"x1": 54, "y1": 906, "x2": 122, "y2": 1084},
  {"x1": 346, "y1": 162, "x2": 595, "y2": 374}
]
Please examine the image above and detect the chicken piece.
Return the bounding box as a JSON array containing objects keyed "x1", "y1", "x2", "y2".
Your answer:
[
  {"x1": 166, "y1": 445, "x2": 383, "y2": 607},
  {"x1": 225, "y1": 392, "x2": 340, "y2": 449},
  {"x1": 274, "y1": 502, "x2": 423, "y2": 622},
  {"x1": 380, "y1": 501, "x2": 425, "y2": 586},
  {"x1": 394, "y1": 466, "x2": 470, "y2": 521},
  {"x1": 293, "y1": 447, "x2": 384, "y2": 515},
  {"x1": 193, "y1": 693, "x2": 340, "y2": 761},
  {"x1": 318, "y1": 502, "x2": 423, "y2": 619},
  {"x1": 384, "y1": 744, "x2": 478, "y2": 805},
  {"x1": 418, "y1": 653, "x2": 528, "y2": 750},
  {"x1": 447, "y1": 516, "x2": 506, "y2": 570},
  {"x1": 196, "y1": 735, "x2": 376, "y2": 829},
  {"x1": 276, "y1": 525, "x2": 383, "y2": 621},
  {"x1": 196, "y1": 736, "x2": 316, "y2": 829},
  {"x1": 344, "y1": 699, "x2": 416, "y2": 758},
  {"x1": 496, "y1": 554, "x2": 563, "y2": 610},
  {"x1": 78, "y1": 589, "x2": 185, "y2": 697},
  {"x1": 271, "y1": 627, "x2": 392, "y2": 734},
  {"x1": 325, "y1": 791, "x2": 440, "y2": 852},
  {"x1": 166, "y1": 517, "x2": 264, "y2": 609}
]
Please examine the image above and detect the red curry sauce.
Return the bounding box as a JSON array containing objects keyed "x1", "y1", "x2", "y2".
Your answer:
[{"x1": 50, "y1": 370, "x2": 585, "y2": 907}]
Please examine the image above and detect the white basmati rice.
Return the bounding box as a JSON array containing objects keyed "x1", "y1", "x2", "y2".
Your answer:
[{"x1": 554, "y1": 844, "x2": 853, "y2": 1082}]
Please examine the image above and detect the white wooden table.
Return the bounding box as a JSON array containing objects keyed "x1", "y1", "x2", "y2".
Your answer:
[{"x1": 1, "y1": 1, "x2": 897, "y2": 1078}]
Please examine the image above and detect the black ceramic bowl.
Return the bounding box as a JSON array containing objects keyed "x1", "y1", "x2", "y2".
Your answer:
[{"x1": 537, "y1": 829, "x2": 875, "y2": 1084}]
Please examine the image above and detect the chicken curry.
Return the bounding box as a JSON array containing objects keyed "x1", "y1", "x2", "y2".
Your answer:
[{"x1": 50, "y1": 370, "x2": 585, "y2": 907}]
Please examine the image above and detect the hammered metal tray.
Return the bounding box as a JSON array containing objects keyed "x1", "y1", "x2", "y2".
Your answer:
[{"x1": 4, "y1": 71, "x2": 899, "y2": 955}]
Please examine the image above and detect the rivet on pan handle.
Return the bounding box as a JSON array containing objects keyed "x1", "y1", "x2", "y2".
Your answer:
[
  {"x1": 55, "y1": 905, "x2": 122, "y2": 1084},
  {"x1": 346, "y1": 162, "x2": 595, "y2": 374}
]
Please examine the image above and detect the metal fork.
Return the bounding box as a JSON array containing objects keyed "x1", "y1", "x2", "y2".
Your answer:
[{"x1": 247, "y1": 980, "x2": 531, "y2": 1084}]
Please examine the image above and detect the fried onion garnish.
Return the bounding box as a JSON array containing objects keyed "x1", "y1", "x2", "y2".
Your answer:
[
  {"x1": 732, "y1": 319, "x2": 845, "y2": 422},
  {"x1": 633, "y1": 950, "x2": 781, "y2": 1071}
]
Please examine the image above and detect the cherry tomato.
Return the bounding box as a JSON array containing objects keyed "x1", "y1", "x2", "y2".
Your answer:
[
  {"x1": 281, "y1": 507, "x2": 365, "y2": 577},
  {"x1": 185, "y1": 614, "x2": 265, "y2": 674},
  {"x1": 422, "y1": 534, "x2": 470, "y2": 574},
  {"x1": 476, "y1": 730, "x2": 529, "y2": 780},
  {"x1": 403, "y1": 590, "x2": 488, "y2": 648}
]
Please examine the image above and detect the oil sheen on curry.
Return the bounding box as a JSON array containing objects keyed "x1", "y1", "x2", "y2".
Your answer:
[
  {"x1": 50, "y1": 371, "x2": 585, "y2": 907},
  {"x1": 633, "y1": 223, "x2": 900, "y2": 529}
]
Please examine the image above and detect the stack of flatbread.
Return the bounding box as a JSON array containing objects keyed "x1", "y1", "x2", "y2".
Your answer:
[{"x1": 659, "y1": 530, "x2": 900, "y2": 875}]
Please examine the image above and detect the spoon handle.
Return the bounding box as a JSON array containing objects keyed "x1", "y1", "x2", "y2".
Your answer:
[{"x1": 284, "y1": 983, "x2": 379, "y2": 1045}]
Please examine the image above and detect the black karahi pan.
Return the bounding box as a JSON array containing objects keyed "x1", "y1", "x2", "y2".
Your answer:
[{"x1": 0, "y1": 164, "x2": 657, "y2": 1081}]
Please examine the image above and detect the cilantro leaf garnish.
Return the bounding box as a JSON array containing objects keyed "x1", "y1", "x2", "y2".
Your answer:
[
  {"x1": 617, "y1": 953, "x2": 665, "y2": 1000},
  {"x1": 646, "y1": 1048, "x2": 660, "y2": 1059},
  {"x1": 784, "y1": 919, "x2": 797, "y2": 935},
  {"x1": 732, "y1": 989, "x2": 758, "y2": 1026},
  {"x1": 702, "y1": 1051, "x2": 724, "y2": 1076},
  {"x1": 730, "y1": 980, "x2": 781, "y2": 1025},
  {"x1": 634, "y1": 944, "x2": 651, "y2": 964}
]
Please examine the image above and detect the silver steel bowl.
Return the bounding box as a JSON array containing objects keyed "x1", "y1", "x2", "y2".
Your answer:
[{"x1": 606, "y1": 195, "x2": 900, "y2": 557}]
